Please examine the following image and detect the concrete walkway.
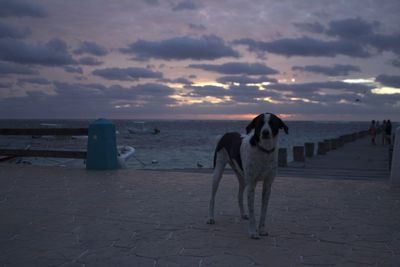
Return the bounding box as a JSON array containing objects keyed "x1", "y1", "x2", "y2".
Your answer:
[
  {"x1": 1, "y1": 166, "x2": 399, "y2": 266},
  {"x1": 1, "y1": 137, "x2": 400, "y2": 266}
]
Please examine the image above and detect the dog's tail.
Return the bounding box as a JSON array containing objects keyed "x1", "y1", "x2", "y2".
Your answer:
[{"x1": 213, "y1": 135, "x2": 223, "y2": 169}]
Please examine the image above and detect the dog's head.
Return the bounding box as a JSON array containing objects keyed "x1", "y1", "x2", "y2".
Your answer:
[{"x1": 246, "y1": 113, "x2": 289, "y2": 149}]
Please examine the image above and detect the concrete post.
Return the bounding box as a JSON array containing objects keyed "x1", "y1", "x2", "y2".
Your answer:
[
  {"x1": 278, "y1": 148, "x2": 287, "y2": 167},
  {"x1": 293, "y1": 146, "x2": 305, "y2": 162},
  {"x1": 86, "y1": 118, "x2": 118, "y2": 170},
  {"x1": 305, "y1": 142, "x2": 314, "y2": 157},
  {"x1": 390, "y1": 127, "x2": 400, "y2": 187},
  {"x1": 317, "y1": 142, "x2": 326, "y2": 155}
]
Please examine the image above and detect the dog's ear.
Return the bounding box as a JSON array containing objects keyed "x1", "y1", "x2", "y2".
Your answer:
[
  {"x1": 246, "y1": 118, "x2": 256, "y2": 134},
  {"x1": 246, "y1": 114, "x2": 264, "y2": 146},
  {"x1": 246, "y1": 114, "x2": 263, "y2": 134},
  {"x1": 279, "y1": 118, "x2": 289, "y2": 134}
]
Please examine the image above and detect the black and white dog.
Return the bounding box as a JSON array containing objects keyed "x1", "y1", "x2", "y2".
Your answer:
[{"x1": 207, "y1": 113, "x2": 288, "y2": 239}]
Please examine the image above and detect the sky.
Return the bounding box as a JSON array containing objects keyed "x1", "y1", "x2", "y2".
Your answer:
[{"x1": 0, "y1": 0, "x2": 400, "y2": 121}]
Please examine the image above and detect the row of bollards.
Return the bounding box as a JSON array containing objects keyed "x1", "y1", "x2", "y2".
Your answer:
[{"x1": 278, "y1": 130, "x2": 370, "y2": 167}]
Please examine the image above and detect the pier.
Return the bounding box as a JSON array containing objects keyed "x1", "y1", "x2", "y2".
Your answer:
[{"x1": 0, "y1": 134, "x2": 399, "y2": 266}]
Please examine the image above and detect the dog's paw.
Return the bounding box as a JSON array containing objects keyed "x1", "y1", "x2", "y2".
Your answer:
[
  {"x1": 259, "y1": 230, "x2": 269, "y2": 236},
  {"x1": 241, "y1": 214, "x2": 249, "y2": 220},
  {"x1": 206, "y1": 218, "x2": 215, "y2": 224}
]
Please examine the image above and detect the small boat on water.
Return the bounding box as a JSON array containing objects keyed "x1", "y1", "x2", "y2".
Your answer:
[{"x1": 117, "y1": 145, "x2": 135, "y2": 169}]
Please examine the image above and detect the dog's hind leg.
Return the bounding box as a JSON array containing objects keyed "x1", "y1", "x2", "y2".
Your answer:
[
  {"x1": 258, "y1": 180, "x2": 272, "y2": 236},
  {"x1": 207, "y1": 152, "x2": 227, "y2": 224},
  {"x1": 231, "y1": 167, "x2": 248, "y2": 220}
]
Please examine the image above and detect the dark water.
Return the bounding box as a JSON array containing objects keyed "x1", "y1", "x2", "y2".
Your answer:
[{"x1": 0, "y1": 119, "x2": 380, "y2": 169}]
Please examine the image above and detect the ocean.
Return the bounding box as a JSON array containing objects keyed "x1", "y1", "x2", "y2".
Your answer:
[{"x1": 0, "y1": 119, "x2": 384, "y2": 169}]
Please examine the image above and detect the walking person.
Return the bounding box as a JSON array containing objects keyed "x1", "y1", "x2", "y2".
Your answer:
[
  {"x1": 382, "y1": 120, "x2": 387, "y2": 145},
  {"x1": 370, "y1": 120, "x2": 376, "y2": 145},
  {"x1": 386, "y1": 120, "x2": 392, "y2": 145}
]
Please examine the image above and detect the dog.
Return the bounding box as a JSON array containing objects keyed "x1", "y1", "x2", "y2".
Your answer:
[{"x1": 207, "y1": 113, "x2": 288, "y2": 239}]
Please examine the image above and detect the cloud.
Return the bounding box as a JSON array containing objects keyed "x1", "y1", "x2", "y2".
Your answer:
[
  {"x1": 17, "y1": 77, "x2": 51, "y2": 85},
  {"x1": 234, "y1": 37, "x2": 370, "y2": 58},
  {"x1": 216, "y1": 75, "x2": 277, "y2": 84},
  {"x1": 0, "y1": 22, "x2": 30, "y2": 38},
  {"x1": 159, "y1": 77, "x2": 193, "y2": 85},
  {"x1": 78, "y1": 57, "x2": 103, "y2": 66},
  {"x1": 375, "y1": 74, "x2": 400, "y2": 88},
  {"x1": 143, "y1": 0, "x2": 158, "y2": 5},
  {"x1": 0, "y1": 82, "x2": 12, "y2": 88},
  {"x1": 390, "y1": 59, "x2": 400, "y2": 68},
  {"x1": 188, "y1": 23, "x2": 206, "y2": 31},
  {"x1": 325, "y1": 18, "x2": 400, "y2": 55},
  {"x1": 73, "y1": 41, "x2": 108, "y2": 56},
  {"x1": 92, "y1": 67, "x2": 163, "y2": 81},
  {"x1": 293, "y1": 22, "x2": 325, "y2": 34},
  {"x1": 0, "y1": 38, "x2": 76, "y2": 66},
  {"x1": 0, "y1": 0, "x2": 47, "y2": 18},
  {"x1": 326, "y1": 17, "x2": 378, "y2": 39},
  {"x1": 188, "y1": 62, "x2": 278, "y2": 75},
  {"x1": 172, "y1": 0, "x2": 197, "y2": 11},
  {"x1": 64, "y1": 66, "x2": 83, "y2": 74},
  {"x1": 292, "y1": 64, "x2": 361, "y2": 76},
  {"x1": 119, "y1": 35, "x2": 239, "y2": 61},
  {"x1": 264, "y1": 81, "x2": 371, "y2": 96},
  {"x1": 0, "y1": 81, "x2": 176, "y2": 118},
  {"x1": 0, "y1": 61, "x2": 38, "y2": 75}
]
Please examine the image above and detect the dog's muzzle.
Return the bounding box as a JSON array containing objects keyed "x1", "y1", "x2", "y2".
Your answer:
[{"x1": 261, "y1": 130, "x2": 271, "y2": 139}]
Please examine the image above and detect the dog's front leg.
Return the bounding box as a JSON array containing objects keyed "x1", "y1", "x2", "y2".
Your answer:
[
  {"x1": 258, "y1": 180, "x2": 272, "y2": 236},
  {"x1": 247, "y1": 182, "x2": 259, "y2": 239},
  {"x1": 236, "y1": 174, "x2": 248, "y2": 220}
]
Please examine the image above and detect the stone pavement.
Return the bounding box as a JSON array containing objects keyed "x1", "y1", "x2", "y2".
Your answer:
[{"x1": 1, "y1": 163, "x2": 400, "y2": 266}]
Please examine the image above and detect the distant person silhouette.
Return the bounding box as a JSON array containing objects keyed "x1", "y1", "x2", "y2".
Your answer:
[{"x1": 370, "y1": 120, "x2": 376, "y2": 145}]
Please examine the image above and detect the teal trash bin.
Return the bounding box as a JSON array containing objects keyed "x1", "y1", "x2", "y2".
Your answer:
[{"x1": 86, "y1": 118, "x2": 118, "y2": 170}]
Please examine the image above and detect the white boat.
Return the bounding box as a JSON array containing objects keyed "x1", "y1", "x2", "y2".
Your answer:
[{"x1": 117, "y1": 145, "x2": 135, "y2": 169}]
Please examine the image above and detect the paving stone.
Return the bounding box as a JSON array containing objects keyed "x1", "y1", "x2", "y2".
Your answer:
[{"x1": 1, "y1": 143, "x2": 399, "y2": 267}]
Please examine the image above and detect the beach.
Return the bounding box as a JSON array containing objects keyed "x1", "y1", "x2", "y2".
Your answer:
[{"x1": 1, "y1": 135, "x2": 399, "y2": 266}]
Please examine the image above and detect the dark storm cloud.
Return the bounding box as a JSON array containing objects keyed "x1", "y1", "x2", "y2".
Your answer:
[
  {"x1": 78, "y1": 57, "x2": 103, "y2": 66},
  {"x1": 119, "y1": 35, "x2": 240, "y2": 61},
  {"x1": 188, "y1": 62, "x2": 278, "y2": 75},
  {"x1": 92, "y1": 67, "x2": 163, "y2": 81},
  {"x1": 292, "y1": 64, "x2": 361, "y2": 76},
  {"x1": 0, "y1": 61, "x2": 38, "y2": 75},
  {"x1": 0, "y1": 22, "x2": 30, "y2": 38},
  {"x1": 172, "y1": 0, "x2": 197, "y2": 11},
  {"x1": 375, "y1": 74, "x2": 400, "y2": 88},
  {"x1": 0, "y1": 38, "x2": 76, "y2": 66},
  {"x1": 0, "y1": 0, "x2": 47, "y2": 18},
  {"x1": 216, "y1": 75, "x2": 277, "y2": 84},
  {"x1": 17, "y1": 77, "x2": 51, "y2": 85},
  {"x1": 73, "y1": 41, "x2": 108, "y2": 56},
  {"x1": 234, "y1": 37, "x2": 370, "y2": 58},
  {"x1": 64, "y1": 66, "x2": 83, "y2": 74}
]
